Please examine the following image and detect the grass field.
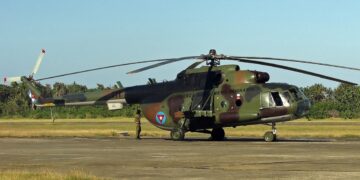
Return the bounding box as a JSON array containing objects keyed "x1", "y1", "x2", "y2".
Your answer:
[
  {"x1": 1, "y1": 118, "x2": 360, "y2": 179},
  {"x1": 1, "y1": 118, "x2": 360, "y2": 139}
]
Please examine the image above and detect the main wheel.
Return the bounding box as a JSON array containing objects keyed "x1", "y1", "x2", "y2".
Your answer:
[
  {"x1": 170, "y1": 129, "x2": 185, "y2": 141},
  {"x1": 211, "y1": 128, "x2": 225, "y2": 141},
  {"x1": 264, "y1": 131, "x2": 276, "y2": 142}
]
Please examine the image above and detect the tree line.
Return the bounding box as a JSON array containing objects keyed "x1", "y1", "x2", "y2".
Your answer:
[
  {"x1": 0, "y1": 82, "x2": 359, "y2": 119},
  {"x1": 301, "y1": 83, "x2": 360, "y2": 119}
]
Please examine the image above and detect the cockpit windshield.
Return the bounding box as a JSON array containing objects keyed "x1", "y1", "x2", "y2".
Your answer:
[{"x1": 289, "y1": 88, "x2": 306, "y2": 101}]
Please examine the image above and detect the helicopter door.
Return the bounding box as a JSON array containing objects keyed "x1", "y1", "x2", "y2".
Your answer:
[
  {"x1": 190, "y1": 90, "x2": 212, "y2": 111},
  {"x1": 213, "y1": 91, "x2": 235, "y2": 123}
]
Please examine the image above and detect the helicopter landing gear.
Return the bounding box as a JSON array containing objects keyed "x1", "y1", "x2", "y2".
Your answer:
[
  {"x1": 170, "y1": 118, "x2": 188, "y2": 141},
  {"x1": 264, "y1": 122, "x2": 277, "y2": 142},
  {"x1": 170, "y1": 128, "x2": 185, "y2": 141},
  {"x1": 211, "y1": 127, "x2": 225, "y2": 141}
]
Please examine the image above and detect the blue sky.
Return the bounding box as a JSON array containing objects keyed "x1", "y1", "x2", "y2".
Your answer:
[{"x1": 1, "y1": 0, "x2": 360, "y2": 88}]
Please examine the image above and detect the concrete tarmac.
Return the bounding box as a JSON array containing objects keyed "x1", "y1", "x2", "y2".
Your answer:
[{"x1": 0, "y1": 137, "x2": 360, "y2": 179}]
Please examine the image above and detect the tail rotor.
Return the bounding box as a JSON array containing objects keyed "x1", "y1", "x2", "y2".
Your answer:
[{"x1": 3, "y1": 49, "x2": 46, "y2": 84}]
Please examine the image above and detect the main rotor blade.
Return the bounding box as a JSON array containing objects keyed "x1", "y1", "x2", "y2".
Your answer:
[
  {"x1": 127, "y1": 56, "x2": 201, "y2": 74},
  {"x1": 227, "y1": 57, "x2": 358, "y2": 85},
  {"x1": 230, "y1": 56, "x2": 360, "y2": 71},
  {"x1": 36, "y1": 56, "x2": 199, "y2": 81},
  {"x1": 185, "y1": 60, "x2": 205, "y2": 70}
]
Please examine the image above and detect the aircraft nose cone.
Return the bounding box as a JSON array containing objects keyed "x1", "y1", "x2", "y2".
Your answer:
[{"x1": 296, "y1": 99, "x2": 311, "y2": 117}]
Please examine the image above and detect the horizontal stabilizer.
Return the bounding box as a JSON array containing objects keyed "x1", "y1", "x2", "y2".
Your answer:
[{"x1": 107, "y1": 102, "x2": 124, "y2": 110}]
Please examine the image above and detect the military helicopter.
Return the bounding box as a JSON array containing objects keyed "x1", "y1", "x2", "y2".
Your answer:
[{"x1": 4, "y1": 49, "x2": 360, "y2": 142}]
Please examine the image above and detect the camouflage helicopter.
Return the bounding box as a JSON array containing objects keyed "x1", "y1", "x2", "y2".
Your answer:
[{"x1": 4, "y1": 49, "x2": 360, "y2": 142}]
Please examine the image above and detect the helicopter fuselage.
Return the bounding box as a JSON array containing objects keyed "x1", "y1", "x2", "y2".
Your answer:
[{"x1": 30, "y1": 64, "x2": 310, "y2": 133}]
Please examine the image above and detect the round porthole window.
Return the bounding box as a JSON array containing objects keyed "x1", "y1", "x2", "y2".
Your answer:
[
  {"x1": 221, "y1": 101, "x2": 228, "y2": 108},
  {"x1": 236, "y1": 99, "x2": 242, "y2": 107}
]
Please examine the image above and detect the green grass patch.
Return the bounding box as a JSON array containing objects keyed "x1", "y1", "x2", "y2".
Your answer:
[
  {"x1": 1, "y1": 118, "x2": 360, "y2": 139},
  {"x1": 0, "y1": 169, "x2": 105, "y2": 180}
]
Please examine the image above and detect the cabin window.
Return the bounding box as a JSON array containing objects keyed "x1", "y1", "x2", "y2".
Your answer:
[
  {"x1": 221, "y1": 101, "x2": 228, "y2": 108},
  {"x1": 235, "y1": 99, "x2": 242, "y2": 107}
]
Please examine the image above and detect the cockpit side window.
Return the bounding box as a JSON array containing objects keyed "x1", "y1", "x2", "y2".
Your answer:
[
  {"x1": 261, "y1": 91, "x2": 291, "y2": 108},
  {"x1": 261, "y1": 92, "x2": 273, "y2": 108},
  {"x1": 281, "y1": 92, "x2": 291, "y2": 107},
  {"x1": 271, "y1": 92, "x2": 283, "y2": 106}
]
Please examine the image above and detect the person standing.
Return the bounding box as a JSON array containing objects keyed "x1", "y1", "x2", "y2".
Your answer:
[{"x1": 135, "y1": 109, "x2": 142, "y2": 139}]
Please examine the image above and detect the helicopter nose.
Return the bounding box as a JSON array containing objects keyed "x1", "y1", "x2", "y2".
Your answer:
[{"x1": 295, "y1": 99, "x2": 311, "y2": 117}]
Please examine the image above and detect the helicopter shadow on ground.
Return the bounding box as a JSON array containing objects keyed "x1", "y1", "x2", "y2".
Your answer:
[{"x1": 157, "y1": 137, "x2": 336, "y2": 143}]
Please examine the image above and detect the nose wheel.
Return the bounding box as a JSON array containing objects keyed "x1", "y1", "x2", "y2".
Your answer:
[{"x1": 264, "y1": 122, "x2": 277, "y2": 142}]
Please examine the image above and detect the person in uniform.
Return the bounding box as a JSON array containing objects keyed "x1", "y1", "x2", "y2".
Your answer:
[{"x1": 135, "y1": 109, "x2": 142, "y2": 139}]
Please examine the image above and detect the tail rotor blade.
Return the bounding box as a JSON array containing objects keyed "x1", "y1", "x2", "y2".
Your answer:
[{"x1": 31, "y1": 49, "x2": 46, "y2": 77}]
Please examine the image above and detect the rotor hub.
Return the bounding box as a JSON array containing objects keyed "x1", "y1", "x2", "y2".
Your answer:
[{"x1": 204, "y1": 49, "x2": 225, "y2": 67}]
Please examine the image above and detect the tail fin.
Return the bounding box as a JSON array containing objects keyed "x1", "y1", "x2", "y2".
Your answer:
[
  {"x1": 21, "y1": 76, "x2": 44, "y2": 109},
  {"x1": 21, "y1": 76, "x2": 42, "y2": 98},
  {"x1": 3, "y1": 49, "x2": 46, "y2": 109}
]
